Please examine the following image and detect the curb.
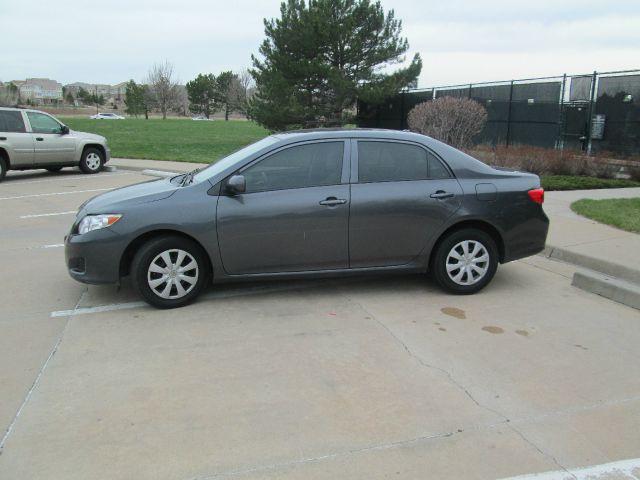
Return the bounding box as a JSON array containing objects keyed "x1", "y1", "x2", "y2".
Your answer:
[
  {"x1": 543, "y1": 245, "x2": 640, "y2": 310},
  {"x1": 543, "y1": 245, "x2": 640, "y2": 285},
  {"x1": 572, "y1": 271, "x2": 640, "y2": 310}
]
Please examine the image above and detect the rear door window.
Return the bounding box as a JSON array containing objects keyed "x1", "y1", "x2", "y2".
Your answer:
[
  {"x1": 0, "y1": 110, "x2": 26, "y2": 133},
  {"x1": 357, "y1": 141, "x2": 451, "y2": 182}
]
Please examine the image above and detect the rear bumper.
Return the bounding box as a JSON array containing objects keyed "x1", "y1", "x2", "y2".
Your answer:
[
  {"x1": 502, "y1": 210, "x2": 550, "y2": 263},
  {"x1": 64, "y1": 228, "x2": 125, "y2": 285},
  {"x1": 104, "y1": 146, "x2": 111, "y2": 163}
]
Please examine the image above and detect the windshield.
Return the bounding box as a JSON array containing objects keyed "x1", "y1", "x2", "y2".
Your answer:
[{"x1": 193, "y1": 136, "x2": 279, "y2": 183}]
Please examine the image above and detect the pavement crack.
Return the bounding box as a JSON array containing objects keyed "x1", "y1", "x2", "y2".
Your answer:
[
  {"x1": 350, "y1": 299, "x2": 577, "y2": 477},
  {"x1": 507, "y1": 424, "x2": 577, "y2": 480},
  {"x1": 0, "y1": 287, "x2": 87, "y2": 453},
  {"x1": 192, "y1": 428, "x2": 467, "y2": 479},
  {"x1": 352, "y1": 299, "x2": 508, "y2": 422}
]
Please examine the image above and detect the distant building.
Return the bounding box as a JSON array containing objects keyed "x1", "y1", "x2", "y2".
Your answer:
[
  {"x1": 65, "y1": 81, "x2": 128, "y2": 100},
  {"x1": 12, "y1": 78, "x2": 63, "y2": 103}
]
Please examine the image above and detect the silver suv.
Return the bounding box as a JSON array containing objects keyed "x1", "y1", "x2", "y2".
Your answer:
[{"x1": 0, "y1": 107, "x2": 111, "y2": 181}]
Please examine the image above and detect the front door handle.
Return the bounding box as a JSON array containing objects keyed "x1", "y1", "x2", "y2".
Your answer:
[
  {"x1": 430, "y1": 190, "x2": 454, "y2": 199},
  {"x1": 36, "y1": 137, "x2": 44, "y2": 141},
  {"x1": 319, "y1": 197, "x2": 347, "y2": 206},
  {"x1": 0, "y1": 137, "x2": 6, "y2": 141}
]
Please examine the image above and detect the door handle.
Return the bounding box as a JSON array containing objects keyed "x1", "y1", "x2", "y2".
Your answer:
[
  {"x1": 430, "y1": 190, "x2": 454, "y2": 199},
  {"x1": 319, "y1": 197, "x2": 347, "y2": 206},
  {"x1": 0, "y1": 137, "x2": 6, "y2": 141},
  {"x1": 36, "y1": 137, "x2": 44, "y2": 141}
]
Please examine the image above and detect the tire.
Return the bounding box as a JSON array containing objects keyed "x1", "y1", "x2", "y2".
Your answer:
[
  {"x1": 431, "y1": 228, "x2": 498, "y2": 295},
  {"x1": 131, "y1": 236, "x2": 210, "y2": 309},
  {"x1": 0, "y1": 157, "x2": 6, "y2": 182},
  {"x1": 79, "y1": 147, "x2": 103, "y2": 174},
  {"x1": 46, "y1": 166, "x2": 63, "y2": 172}
]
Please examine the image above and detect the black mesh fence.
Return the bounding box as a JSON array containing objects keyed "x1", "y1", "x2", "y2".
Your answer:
[{"x1": 356, "y1": 69, "x2": 640, "y2": 156}]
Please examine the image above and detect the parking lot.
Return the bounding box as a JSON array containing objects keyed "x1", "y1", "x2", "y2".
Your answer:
[{"x1": 1, "y1": 167, "x2": 639, "y2": 480}]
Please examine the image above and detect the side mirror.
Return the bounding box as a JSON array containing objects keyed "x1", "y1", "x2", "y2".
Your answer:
[
  {"x1": 225, "y1": 175, "x2": 246, "y2": 194},
  {"x1": 61, "y1": 125, "x2": 70, "y2": 135}
]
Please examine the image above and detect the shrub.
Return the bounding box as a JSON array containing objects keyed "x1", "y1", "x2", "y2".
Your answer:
[{"x1": 408, "y1": 97, "x2": 487, "y2": 149}]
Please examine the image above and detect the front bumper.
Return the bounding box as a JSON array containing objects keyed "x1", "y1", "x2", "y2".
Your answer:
[{"x1": 64, "y1": 227, "x2": 126, "y2": 285}]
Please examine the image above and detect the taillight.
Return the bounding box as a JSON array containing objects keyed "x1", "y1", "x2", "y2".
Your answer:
[{"x1": 528, "y1": 188, "x2": 544, "y2": 204}]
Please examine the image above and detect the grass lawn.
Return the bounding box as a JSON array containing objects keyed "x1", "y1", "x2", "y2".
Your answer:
[
  {"x1": 571, "y1": 198, "x2": 640, "y2": 233},
  {"x1": 541, "y1": 175, "x2": 640, "y2": 191},
  {"x1": 60, "y1": 117, "x2": 269, "y2": 163}
]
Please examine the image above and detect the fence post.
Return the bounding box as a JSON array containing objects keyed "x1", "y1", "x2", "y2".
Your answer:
[
  {"x1": 558, "y1": 74, "x2": 566, "y2": 150},
  {"x1": 505, "y1": 80, "x2": 514, "y2": 146},
  {"x1": 585, "y1": 70, "x2": 597, "y2": 154},
  {"x1": 400, "y1": 91, "x2": 405, "y2": 129}
]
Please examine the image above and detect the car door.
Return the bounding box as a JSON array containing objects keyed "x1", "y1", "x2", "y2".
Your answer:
[
  {"x1": 0, "y1": 110, "x2": 34, "y2": 166},
  {"x1": 216, "y1": 140, "x2": 350, "y2": 275},
  {"x1": 25, "y1": 111, "x2": 76, "y2": 165},
  {"x1": 349, "y1": 140, "x2": 462, "y2": 268}
]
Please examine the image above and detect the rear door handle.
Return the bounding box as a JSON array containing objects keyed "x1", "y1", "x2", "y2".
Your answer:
[
  {"x1": 319, "y1": 197, "x2": 347, "y2": 206},
  {"x1": 0, "y1": 137, "x2": 6, "y2": 141},
  {"x1": 430, "y1": 191, "x2": 454, "y2": 199},
  {"x1": 36, "y1": 137, "x2": 44, "y2": 141}
]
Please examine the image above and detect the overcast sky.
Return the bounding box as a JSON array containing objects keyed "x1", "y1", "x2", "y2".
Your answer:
[{"x1": 2, "y1": 0, "x2": 639, "y2": 88}]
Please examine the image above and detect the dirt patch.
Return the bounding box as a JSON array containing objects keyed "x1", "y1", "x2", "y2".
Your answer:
[
  {"x1": 482, "y1": 326, "x2": 504, "y2": 334},
  {"x1": 441, "y1": 307, "x2": 466, "y2": 319}
]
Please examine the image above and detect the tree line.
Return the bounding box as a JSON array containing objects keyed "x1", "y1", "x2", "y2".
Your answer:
[{"x1": 124, "y1": 61, "x2": 254, "y2": 120}]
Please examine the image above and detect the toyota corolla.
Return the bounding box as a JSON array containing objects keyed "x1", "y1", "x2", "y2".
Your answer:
[{"x1": 65, "y1": 129, "x2": 549, "y2": 308}]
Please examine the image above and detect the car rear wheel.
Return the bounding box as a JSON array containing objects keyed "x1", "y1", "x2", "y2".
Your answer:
[
  {"x1": 131, "y1": 236, "x2": 210, "y2": 309},
  {"x1": 431, "y1": 228, "x2": 498, "y2": 294},
  {"x1": 46, "y1": 166, "x2": 63, "y2": 172},
  {"x1": 79, "y1": 148, "x2": 103, "y2": 174},
  {"x1": 0, "y1": 157, "x2": 6, "y2": 182}
]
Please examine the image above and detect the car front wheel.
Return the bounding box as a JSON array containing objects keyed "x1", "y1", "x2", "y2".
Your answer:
[
  {"x1": 79, "y1": 148, "x2": 103, "y2": 174},
  {"x1": 131, "y1": 236, "x2": 210, "y2": 309},
  {"x1": 431, "y1": 228, "x2": 498, "y2": 294}
]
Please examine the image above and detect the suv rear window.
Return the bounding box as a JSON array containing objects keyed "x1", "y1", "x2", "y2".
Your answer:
[{"x1": 0, "y1": 110, "x2": 26, "y2": 133}]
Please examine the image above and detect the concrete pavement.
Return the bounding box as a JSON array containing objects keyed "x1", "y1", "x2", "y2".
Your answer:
[{"x1": 1, "y1": 164, "x2": 639, "y2": 480}]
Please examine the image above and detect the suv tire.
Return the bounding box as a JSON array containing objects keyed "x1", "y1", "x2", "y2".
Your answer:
[
  {"x1": 79, "y1": 147, "x2": 103, "y2": 174},
  {"x1": 0, "y1": 157, "x2": 6, "y2": 182}
]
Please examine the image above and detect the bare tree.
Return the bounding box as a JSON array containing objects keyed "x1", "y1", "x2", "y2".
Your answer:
[
  {"x1": 146, "y1": 61, "x2": 179, "y2": 119},
  {"x1": 227, "y1": 69, "x2": 255, "y2": 117},
  {"x1": 408, "y1": 97, "x2": 487, "y2": 149}
]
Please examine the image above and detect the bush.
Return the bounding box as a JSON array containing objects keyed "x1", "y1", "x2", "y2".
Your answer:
[
  {"x1": 541, "y1": 175, "x2": 640, "y2": 191},
  {"x1": 408, "y1": 97, "x2": 487, "y2": 149}
]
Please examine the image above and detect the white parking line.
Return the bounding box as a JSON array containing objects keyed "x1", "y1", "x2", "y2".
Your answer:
[
  {"x1": 499, "y1": 457, "x2": 640, "y2": 480},
  {"x1": 49, "y1": 279, "x2": 354, "y2": 318},
  {"x1": 20, "y1": 211, "x2": 76, "y2": 219},
  {"x1": 41, "y1": 244, "x2": 64, "y2": 249},
  {"x1": 3, "y1": 172, "x2": 134, "y2": 185},
  {"x1": 0, "y1": 188, "x2": 111, "y2": 201}
]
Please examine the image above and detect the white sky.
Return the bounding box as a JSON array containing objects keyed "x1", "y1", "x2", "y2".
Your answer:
[{"x1": 2, "y1": 0, "x2": 639, "y2": 88}]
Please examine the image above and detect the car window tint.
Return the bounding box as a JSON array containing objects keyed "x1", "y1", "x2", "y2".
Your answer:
[
  {"x1": 0, "y1": 111, "x2": 26, "y2": 133},
  {"x1": 429, "y1": 155, "x2": 452, "y2": 179},
  {"x1": 26, "y1": 112, "x2": 62, "y2": 134},
  {"x1": 358, "y1": 141, "x2": 450, "y2": 182},
  {"x1": 242, "y1": 142, "x2": 343, "y2": 193}
]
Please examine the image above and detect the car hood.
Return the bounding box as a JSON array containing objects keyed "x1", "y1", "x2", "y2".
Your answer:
[
  {"x1": 71, "y1": 130, "x2": 106, "y2": 142},
  {"x1": 80, "y1": 178, "x2": 179, "y2": 214}
]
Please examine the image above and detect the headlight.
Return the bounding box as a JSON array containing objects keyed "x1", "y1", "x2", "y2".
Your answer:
[{"x1": 78, "y1": 214, "x2": 122, "y2": 234}]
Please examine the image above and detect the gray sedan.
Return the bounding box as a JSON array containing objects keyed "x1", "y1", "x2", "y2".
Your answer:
[{"x1": 65, "y1": 129, "x2": 549, "y2": 308}]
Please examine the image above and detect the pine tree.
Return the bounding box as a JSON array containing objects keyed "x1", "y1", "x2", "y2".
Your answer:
[{"x1": 250, "y1": 0, "x2": 421, "y2": 130}]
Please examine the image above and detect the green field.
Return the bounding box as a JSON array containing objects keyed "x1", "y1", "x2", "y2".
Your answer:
[
  {"x1": 60, "y1": 117, "x2": 269, "y2": 163},
  {"x1": 571, "y1": 198, "x2": 640, "y2": 233}
]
